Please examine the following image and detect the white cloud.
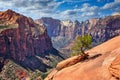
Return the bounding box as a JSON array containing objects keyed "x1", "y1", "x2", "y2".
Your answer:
[
  {"x1": 52, "y1": 3, "x2": 100, "y2": 20},
  {"x1": 115, "y1": 0, "x2": 120, "y2": 2},
  {"x1": 112, "y1": 12, "x2": 120, "y2": 16},
  {"x1": 78, "y1": 3, "x2": 100, "y2": 18},
  {"x1": 0, "y1": 0, "x2": 119, "y2": 21},
  {"x1": 81, "y1": 12, "x2": 99, "y2": 17},
  {"x1": 63, "y1": 0, "x2": 90, "y2": 3},
  {"x1": 102, "y1": 0, "x2": 120, "y2": 10},
  {"x1": 80, "y1": 4, "x2": 98, "y2": 12},
  {"x1": 0, "y1": 0, "x2": 63, "y2": 19},
  {"x1": 61, "y1": 10, "x2": 78, "y2": 15}
]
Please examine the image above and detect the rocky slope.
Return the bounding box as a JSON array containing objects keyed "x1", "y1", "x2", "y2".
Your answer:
[
  {"x1": 0, "y1": 10, "x2": 64, "y2": 73},
  {"x1": 36, "y1": 15, "x2": 120, "y2": 50},
  {"x1": 45, "y1": 35, "x2": 120, "y2": 80}
]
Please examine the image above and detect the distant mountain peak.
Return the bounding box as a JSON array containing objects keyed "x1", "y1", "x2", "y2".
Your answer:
[
  {"x1": 3, "y1": 9, "x2": 20, "y2": 16},
  {"x1": 0, "y1": 9, "x2": 21, "y2": 24},
  {"x1": 5, "y1": 9, "x2": 16, "y2": 13},
  {"x1": 112, "y1": 12, "x2": 120, "y2": 16},
  {"x1": 61, "y1": 19, "x2": 73, "y2": 27},
  {"x1": 74, "y1": 20, "x2": 80, "y2": 24}
]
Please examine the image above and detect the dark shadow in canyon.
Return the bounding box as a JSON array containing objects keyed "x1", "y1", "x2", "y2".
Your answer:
[{"x1": 0, "y1": 48, "x2": 65, "y2": 72}]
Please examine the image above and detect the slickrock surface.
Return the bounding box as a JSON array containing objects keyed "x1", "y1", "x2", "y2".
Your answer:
[{"x1": 45, "y1": 36, "x2": 120, "y2": 80}]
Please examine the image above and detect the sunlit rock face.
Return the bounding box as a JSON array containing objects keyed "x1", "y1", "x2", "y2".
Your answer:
[
  {"x1": 0, "y1": 9, "x2": 52, "y2": 61},
  {"x1": 36, "y1": 15, "x2": 120, "y2": 50},
  {"x1": 0, "y1": 10, "x2": 64, "y2": 72},
  {"x1": 45, "y1": 36, "x2": 120, "y2": 80},
  {"x1": 35, "y1": 18, "x2": 80, "y2": 49}
]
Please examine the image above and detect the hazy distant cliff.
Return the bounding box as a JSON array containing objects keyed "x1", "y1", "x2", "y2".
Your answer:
[{"x1": 36, "y1": 15, "x2": 120, "y2": 49}]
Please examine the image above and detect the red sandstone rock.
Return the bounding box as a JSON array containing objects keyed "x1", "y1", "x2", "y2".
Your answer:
[
  {"x1": 45, "y1": 36, "x2": 120, "y2": 80},
  {"x1": 88, "y1": 35, "x2": 120, "y2": 53},
  {"x1": 0, "y1": 9, "x2": 52, "y2": 61},
  {"x1": 36, "y1": 15, "x2": 120, "y2": 50},
  {"x1": 56, "y1": 54, "x2": 88, "y2": 70},
  {"x1": 109, "y1": 53, "x2": 120, "y2": 79}
]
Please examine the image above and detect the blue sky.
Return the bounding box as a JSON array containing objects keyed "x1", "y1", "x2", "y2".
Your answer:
[{"x1": 0, "y1": 0, "x2": 120, "y2": 21}]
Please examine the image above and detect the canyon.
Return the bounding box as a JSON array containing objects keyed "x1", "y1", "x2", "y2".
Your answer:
[
  {"x1": 0, "y1": 9, "x2": 120, "y2": 80},
  {"x1": 45, "y1": 35, "x2": 120, "y2": 80},
  {"x1": 0, "y1": 10, "x2": 65, "y2": 73},
  {"x1": 36, "y1": 15, "x2": 120, "y2": 51}
]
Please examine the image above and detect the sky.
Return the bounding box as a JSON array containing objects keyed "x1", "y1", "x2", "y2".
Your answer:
[{"x1": 0, "y1": 0, "x2": 120, "y2": 21}]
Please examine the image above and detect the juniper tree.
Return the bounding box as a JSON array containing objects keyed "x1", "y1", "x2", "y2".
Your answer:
[{"x1": 71, "y1": 35, "x2": 92, "y2": 56}]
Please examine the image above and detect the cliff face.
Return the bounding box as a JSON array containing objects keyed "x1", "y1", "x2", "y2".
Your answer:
[
  {"x1": 35, "y1": 17, "x2": 61, "y2": 37},
  {"x1": 45, "y1": 36, "x2": 120, "y2": 80},
  {"x1": 0, "y1": 9, "x2": 52, "y2": 61},
  {"x1": 36, "y1": 15, "x2": 120, "y2": 50},
  {"x1": 73, "y1": 16, "x2": 120, "y2": 46},
  {"x1": 0, "y1": 10, "x2": 64, "y2": 72},
  {"x1": 87, "y1": 16, "x2": 120, "y2": 45},
  {"x1": 35, "y1": 18, "x2": 78, "y2": 49}
]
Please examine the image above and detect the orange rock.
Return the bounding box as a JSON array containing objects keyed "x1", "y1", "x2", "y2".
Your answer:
[
  {"x1": 46, "y1": 36, "x2": 120, "y2": 80},
  {"x1": 109, "y1": 54, "x2": 120, "y2": 79},
  {"x1": 0, "y1": 9, "x2": 53, "y2": 61},
  {"x1": 56, "y1": 54, "x2": 88, "y2": 70},
  {"x1": 45, "y1": 69, "x2": 58, "y2": 80},
  {"x1": 88, "y1": 36, "x2": 120, "y2": 53}
]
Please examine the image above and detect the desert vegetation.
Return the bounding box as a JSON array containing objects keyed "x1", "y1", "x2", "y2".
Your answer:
[{"x1": 71, "y1": 35, "x2": 92, "y2": 56}]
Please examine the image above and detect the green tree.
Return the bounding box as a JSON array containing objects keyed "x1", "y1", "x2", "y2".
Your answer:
[{"x1": 71, "y1": 35, "x2": 92, "y2": 56}]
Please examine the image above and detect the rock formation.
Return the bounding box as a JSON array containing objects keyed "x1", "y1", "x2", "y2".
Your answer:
[
  {"x1": 45, "y1": 35, "x2": 120, "y2": 80},
  {"x1": 0, "y1": 9, "x2": 53, "y2": 60},
  {"x1": 109, "y1": 53, "x2": 120, "y2": 79},
  {"x1": 35, "y1": 17, "x2": 61, "y2": 37},
  {"x1": 0, "y1": 10, "x2": 64, "y2": 72},
  {"x1": 36, "y1": 15, "x2": 120, "y2": 50},
  {"x1": 35, "y1": 18, "x2": 76, "y2": 49}
]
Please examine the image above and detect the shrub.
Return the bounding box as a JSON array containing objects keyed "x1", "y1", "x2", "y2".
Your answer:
[{"x1": 71, "y1": 34, "x2": 92, "y2": 56}]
